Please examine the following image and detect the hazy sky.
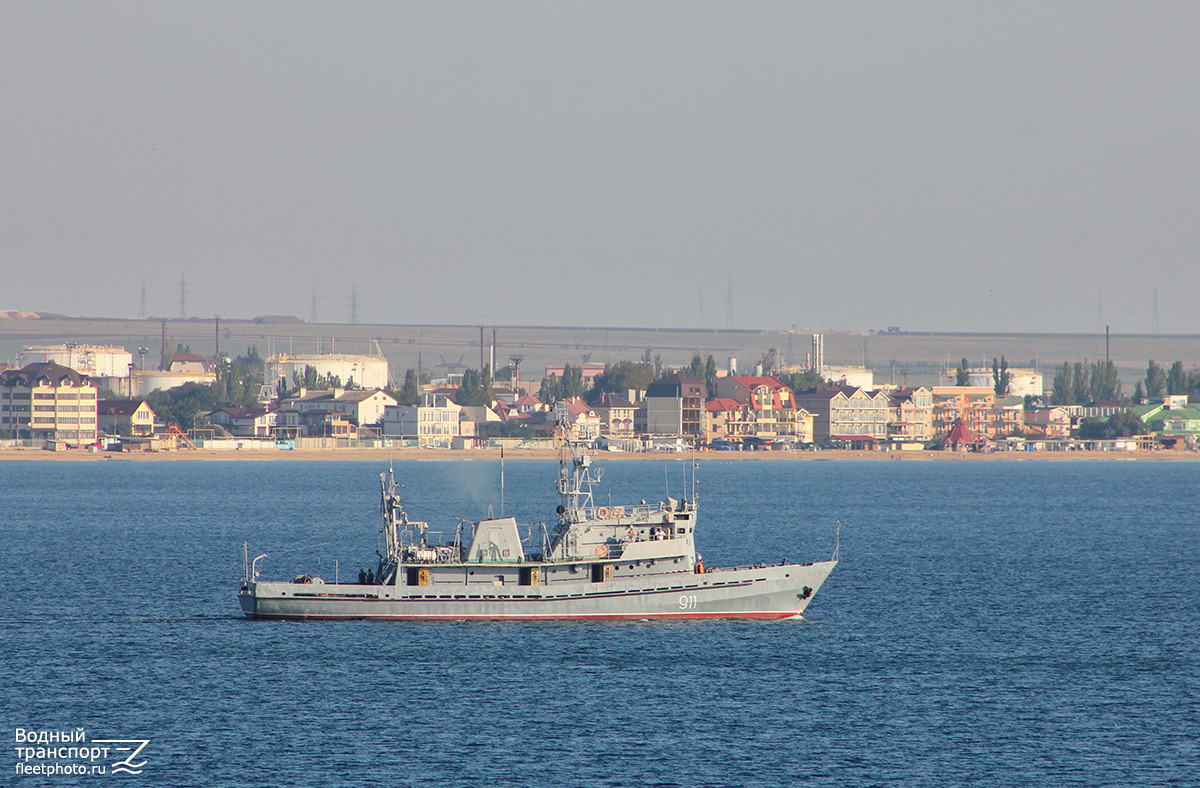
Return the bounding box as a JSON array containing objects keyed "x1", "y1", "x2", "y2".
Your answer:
[{"x1": 3, "y1": 2, "x2": 1197, "y2": 333}]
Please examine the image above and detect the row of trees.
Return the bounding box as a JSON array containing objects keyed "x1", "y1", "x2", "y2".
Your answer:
[
  {"x1": 286, "y1": 364, "x2": 354, "y2": 394},
  {"x1": 1050, "y1": 360, "x2": 1123, "y2": 405},
  {"x1": 1140, "y1": 360, "x2": 1199, "y2": 400},
  {"x1": 1049, "y1": 358, "x2": 1199, "y2": 406}
]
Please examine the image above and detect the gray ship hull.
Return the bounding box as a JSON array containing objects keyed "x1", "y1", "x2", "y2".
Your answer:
[{"x1": 239, "y1": 559, "x2": 836, "y2": 621}]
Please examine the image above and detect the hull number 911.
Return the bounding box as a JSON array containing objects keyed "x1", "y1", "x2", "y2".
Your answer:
[{"x1": 678, "y1": 594, "x2": 698, "y2": 610}]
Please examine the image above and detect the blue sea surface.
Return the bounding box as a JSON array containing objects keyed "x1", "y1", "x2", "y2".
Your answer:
[{"x1": 2, "y1": 458, "x2": 1197, "y2": 787}]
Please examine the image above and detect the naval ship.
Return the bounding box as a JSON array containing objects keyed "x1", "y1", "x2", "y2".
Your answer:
[{"x1": 238, "y1": 439, "x2": 838, "y2": 621}]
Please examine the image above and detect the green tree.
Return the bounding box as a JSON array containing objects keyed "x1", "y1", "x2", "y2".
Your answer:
[
  {"x1": 1051, "y1": 362, "x2": 1072, "y2": 405},
  {"x1": 1089, "y1": 359, "x2": 1122, "y2": 402},
  {"x1": 1071, "y1": 362, "x2": 1089, "y2": 405},
  {"x1": 1167, "y1": 361, "x2": 1188, "y2": 396},
  {"x1": 992, "y1": 356, "x2": 1010, "y2": 396},
  {"x1": 397, "y1": 369, "x2": 421, "y2": 406},
  {"x1": 291, "y1": 365, "x2": 342, "y2": 391},
  {"x1": 215, "y1": 347, "x2": 266, "y2": 407},
  {"x1": 146, "y1": 382, "x2": 223, "y2": 430},
  {"x1": 586, "y1": 361, "x2": 655, "y2": 400},
  {"x1": 777, "y1": 368, "x2": 826, "y2": 394},
  {"x1": 455, "y1": 366, "x2": 494, "y2": 406},
  {"x1": 955, "y1": 357, "x2": 970, "y2": 386},
  {"x1": 537, "y1": 374, "x2": 558, "y2": 405},
  {"x1": 1146, "y1": 360, "x2": 1167, "y2": 398},
  {"x1": 1078, "y1": 410, "x2": 1147, "y2": 439},
  {"x1": 560, "y1": 364, "x2": 585, "y2": 399},
  {"x1": 1133, "y1": 380, "x2": 1145, "y2": 403}
]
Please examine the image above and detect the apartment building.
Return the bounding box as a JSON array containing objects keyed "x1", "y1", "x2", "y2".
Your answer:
[
  {"x1": 591, "y1": 393, "x2": 637, "y2": 435},
  {"x1": 644, "y1": 374, "x2": 705, "y2": 439},
  {"x1": 795, "y1": 385, "x2": 891, "y2": 445},
  {"x1": 704, "y1": 398, "x2": 743, "y2": 443},
  {"x1": 555, "y1": 398, "x2": 602, "y2": 441},
  {"x1": 381, "y1": 394, "x2": 464, "y2": 447},
  {"x1": 887, "y1": 387, "x2": 934, "y2": 444},
  {"x1": 0, "y1": 362, "x2": 98, "y2": 442},
  {"x1": 713, "y1": 375, "x2": 813, "y2": 440},
  {"x1": 932, "y1": 388, "x2": 1025, "y2": 439}
]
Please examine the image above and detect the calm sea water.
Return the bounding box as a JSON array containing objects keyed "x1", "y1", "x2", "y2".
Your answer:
[{"x1": 2, "y1": 458, "x2": 1197, "y2": 787}]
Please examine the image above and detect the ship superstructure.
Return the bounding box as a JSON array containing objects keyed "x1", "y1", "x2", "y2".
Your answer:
[{"x1": 238, "y1": 438, "x2": 836, "y2": 621}]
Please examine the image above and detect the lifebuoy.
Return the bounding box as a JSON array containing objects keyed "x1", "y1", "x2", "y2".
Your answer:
[
  {"x1": 596, "y1": 507, "x2": 609, "y2": 520},
  {"x1": 595, "y1": 544, "x2": 608, "y2": 558},
  {"x1": 611, "y1": 506, "x2": 624, "y2": 519}
]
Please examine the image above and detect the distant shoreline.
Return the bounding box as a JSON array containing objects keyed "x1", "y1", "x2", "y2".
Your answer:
[{"x1": 1, "y1": 446, "x2": 1195, "y2": 462}]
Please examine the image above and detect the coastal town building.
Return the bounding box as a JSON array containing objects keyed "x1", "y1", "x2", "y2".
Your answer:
[
  {"x1": 704, "y1": 398, "x2": 742, "y2": 443},
  {"x1": 1023, "y1": 406, "x2": 1071, "y2": 438},
  {"x1": 0, "y1": 362, "x2": 98, "y2": 442},
  {"x1": 591, "y1": 393, "x2": 637, "y2": 436},
  {"x1": 509, "y1": 392, "x2": 547, "y2": 414},
  {"x1": 1061, "y1": 401, "x2": 1131, "y2": 430},
  {"x1": 279, "y1": 388, "x2": 396, "y2": 428},
  {"x1": 555, "y1": 398, "x2": 602, "y2": 441},
  {"x1": 204, "y1": 406, "x2": 277, "y2": 437},
  {"x1": 1134, "y1": 396, "x2": 1200, "y2": 448},
  {"x1": 97, "y1": 399, "x2": 157, "y2": 436},
  {"x1": 381, "y1": 394, "x2": 464, "y2": 447},
  {"x1": 169, "y1": 354, "x2": 218, "y2": 375},
  {"x1": 795, "y1": 385, "x2": 891, "y2": 446},
  {"x1": 887, "y1": 387, "x2": 934, "y2": 444},
  {"x1": 644, "y1": 374, "x2": 704, "y2": 438},
  {"x1": 994, "y1": 395, "x2": 1027, "y2": 437},
  {"x1": 931, "y1": 387, "x2": 995, "y2": 438},
  {"x1": 714, "y1": 375, "x2": 813, "y2": 442},
  {"x1": 932, "y1": 388, "x2": 1028, "y2": 440}
]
